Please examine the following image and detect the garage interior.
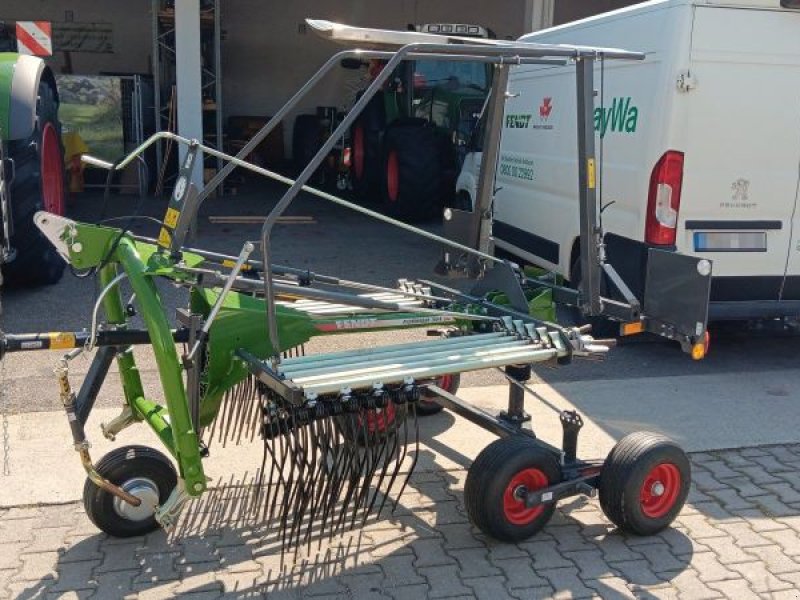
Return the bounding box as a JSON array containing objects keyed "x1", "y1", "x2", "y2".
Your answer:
[{"x1": 1, "y1": 0, "x2": 640, "y2": 194}]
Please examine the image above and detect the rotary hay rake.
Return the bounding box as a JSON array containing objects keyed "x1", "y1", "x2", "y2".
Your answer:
[{"x1": 0, "y1": 23, "x2": 697, "y2": 554}]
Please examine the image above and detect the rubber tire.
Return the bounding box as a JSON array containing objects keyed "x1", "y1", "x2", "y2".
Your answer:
[
  {"x1": 336, "y1": 403, "x2": 406, "y2": 447},
  {"x1": 465, "y1": 436, "x2": 561, "y2": 542},
  {"x1": 417, "y1": 373, "x2": 461, "y2": 416},
  {"x1": 599, "y1": 431, "x2": 691, "y2": 536},
  {"x1": 350, "y1": 91, "x2": 386, "y2": 203},
  {"x1": 292, "y1": 114, "x2": 322, "y2": 172},
  {"x1": 3, "y1": 79, "x2": 66, "y2": 287},
  {"x1": 569, "y1": 256, "x2": 620, "y2": 339},
  {"x1": 83, "y1": 445, "x2": 177, "y2": 538},
  {"x1": 381, "y1": 120, "x2": 441, "y2": 222}
]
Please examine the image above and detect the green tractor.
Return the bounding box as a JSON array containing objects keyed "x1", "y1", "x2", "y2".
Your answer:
[
  {"x1": 348, "y1": 23, "x2": 492, "y2": 222},
  {"x1": 0, "y1": 34, "x2": 66, "y2": 287}
]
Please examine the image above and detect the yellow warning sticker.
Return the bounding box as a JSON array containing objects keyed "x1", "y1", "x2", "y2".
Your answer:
[
  {"x1": 164, "y1": 207, "x2": 181, "y2": 228},
  {"x1": 157, "y1": 227, "x2": 172, "y2": 248},
  {"x1": 49, "y1": 332, "x2": 76, "y2": 350},
  {"x1": 222, "y1": 259, "x2": 252, "y2": 271},
  {"x1": 587, "y1": 158, "x2": 596, "y2": 189}
]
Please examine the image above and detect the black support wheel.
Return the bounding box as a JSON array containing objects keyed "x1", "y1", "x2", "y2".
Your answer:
[
  {"x1": 599, "y1": 432, "x2": 690, "y2": 536},
  {"x1": 465, "y1": 436, "x2": 561, "y2": 542},
  {"x1": 382, "y1": 120, "x2": 441, "y2": 222},
  {"x1": 416, "y1": 373, "x2": 461, "y2": 416},
  {"x1": 83, "y1": 445, "x2": 177, "y2": 538},
  {"x1": 3, "y1": 78, "x2": 66, "y2": 287}
]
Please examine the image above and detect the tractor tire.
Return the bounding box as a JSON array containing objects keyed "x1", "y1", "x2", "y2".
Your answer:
[
  {"x1": 381, "y1": 119, "x2": 441, "y2": 223},
  {"x1": 599, "y1": 432, "x2": 690, "y2": 536},
  {"x1": 3, "y1": 79, "x2": 66, "y2": 287},
  {"x1": 350, "y1": 91, "x2": 385, "y2": 203},
  {"x1": 292, "y1": 114, "x2": 322, "y2": 174}
]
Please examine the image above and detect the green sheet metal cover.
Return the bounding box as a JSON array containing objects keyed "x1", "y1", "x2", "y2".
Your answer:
[{"x1": 191, "y1": 287, "x2": 316, "y2": 425}]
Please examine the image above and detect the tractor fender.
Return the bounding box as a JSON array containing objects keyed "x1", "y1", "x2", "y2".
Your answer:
[{"x1": 0, "y1": 53, "x2": 58, "y2": 141}]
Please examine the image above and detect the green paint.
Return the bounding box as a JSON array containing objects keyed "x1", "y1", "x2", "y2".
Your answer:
[
  {"x1": 594, "y1": 97, "x2": 639, "y2": 138},
  {"x1": 0, "y1": 53, "x2": 18, "y2": 140}
]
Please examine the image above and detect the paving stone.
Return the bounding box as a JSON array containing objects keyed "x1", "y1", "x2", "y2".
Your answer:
[
  {"x1": 410, "y1": 537, "x2": 455, "y2": 568},
  {"x1": 0, "y1": 542, "x2": 25, "y2": 570},
  {"x1": 717, "y1": 477, "x2": 767, "y2": 499},
  {"x1": 690, "y1": 453, "x2": 717, "y2": 464},
  {"x1": 762, "y1": 528, "x2": 800, "y2": 555},
  {"x1": 380, "y1": 553, "x2": 426, "y2": 588},
  {"x1": 133, "y1": 551, "x2": 181, "y2": 586},
  {"x1": 49, "y1": 559, "x2": 100, "y2": 592},
  {"x1": 717, "y1": 453, "x2": 757, "y2": 469},
  {"x1": 177, "y1": 536, "x2": 221, "y2": 566},
  {"x1": 750, "y1": 455, "x2": 794, "y2": 473},
  {"x1": 90, "y1": 568, "x2": 137, "y2": 598},
  {"x1": 5, "y1": 580, "x2": 55, "y2": 599},
  {"x1": 762, "y1": 482, "x2": 800, "y2": 504},
  {"x1": 537, "y1": 566, "x2": 595, "y2": 599},
  {"x1": 706, "y1": 578, "x2": 760, "y2": 600},
  {"x1": 715, "y1": 522, "x2": 772, "y2": 548},
  {"x1": 384, "y1": 583, "x2": 431, "y2": 600},
  {"x1": 736, "y1": 506, "x2": 793, "y2": 531},
  {"x1": 663, "y1": 568, "x2": 719, "y2": 600},
  {"x1": 47, "y1": 591, "x2": 93, "y2": 600},
  {"x1": 12, "y1": 550, "x2": 59, "y2": 582},
  {"x1": 94, "y1": 542, "x2": 142, "y2": 573},
  {"x1": 0, "y1": 518, "x2": 37, "y2": 544},
  {"x1": 21, "y1": 527, "x2": 73, "y2": 555},
  {"x1": 698, "y1": 461, "x2": 740, "y2": 481},
  {"x1": 436, "y1": 523, "x2": 485, "y2": 550},
  {"x1": 744, "y1": 545, "x2": 800, "y2": 574},
  {"x1": 765, "y1": 446, "x2": 800, "y2": 463},
  {"x1": 552, "y1": 525, "x2": 594, "y2": 552},
  {"x1": 491, "y1": 557, "x2": 549, "y2": 589},
  {"x1": 562, "y1": 549, "x2": 617, "y2": 579},
  {"x1": 584, "y1": 576, "x2": 636, "y2": 599},
  {"x1": 731, "y1": 466, "x2": 783, "y2": 486},
  {"x1": 728, "y1": 561, "x2": 792, "y2": 593},
  {"x1": 450, "y1": 547, "x2": 501, "y2": 578},
  {"x1": 632, "y1": 543, "x2": 687, "y2": 574},
  {"x1": 418, "y1": 564, "x2": 472, "y2": 598},
  {"x1": 689, "y1": 471, "x2": 727, "y2": 493},
  {"x1": 657, "y1": 528, "x2": 709, "y2": 558},
  {"x1": 687, "y1": 552, "x2": 737, "y2": 583},
  {"x1": 519, "y1": 539, "x2": 574, "y2": 569},
  {"x1": 462, "y1": 575, "x2": 517, "y2": 600},
  {"x1": 675, "y1": 515, "x2": 726, "y2": 540},
  {"x1": 609, "y1": 559, "x2": 664, "y2": 587},
  {"x1": 697, "y1": 537, "x2": 755, "y2": 565},
  {"x1": 738, "y1": 448, "x2": 769, "y2": 458},
  {"x1": 704, "y1": 488, "x2": 755, "y2": 511},
  {"x1": 174, "y1": 562, "x2": 225, "y2": 595},
  {"x1": 485, "y1": 541, "x2": 528, "y2": 561},
  {"x1": 509, "y1": 586, "x2": 557, "y2": 599},
  {"x1": 58, "y1": 536, "x2": 104, "y2": 564}
]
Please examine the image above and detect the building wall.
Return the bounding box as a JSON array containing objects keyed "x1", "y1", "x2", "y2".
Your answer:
[
  {"x1": 554, "y1": 0, "x2": 642, "y2": 25},
  {"x1": 220, "y1": 0, "x2": 529, "y2": 135},
  {"x1": 2, "y1": 0, "x2": 151, "y2": 75}
]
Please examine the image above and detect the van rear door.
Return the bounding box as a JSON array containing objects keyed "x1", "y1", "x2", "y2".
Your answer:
[{"x1": 681, "y1": 6, "x2": 800, "y2": 306}]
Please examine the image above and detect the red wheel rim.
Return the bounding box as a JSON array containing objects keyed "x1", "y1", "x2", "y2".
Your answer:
[
  {"x1": 359, "y1": 401, "x2": 397, "y2": 435},
  {"x1": 436, "y1": 374, "x2": 453, "y2": 392},
  {"x1": 353, "y1": 125, "x2": 365, "y2": 180},
  {"x1": 386, "y1": 151, "x2": 399, "y2": 202},
  {"x1": 503, "y1": 468, "x2": 548, "y2": 525},
  {"x1": 640, "y1": 462, "x2": 681, "y2": 519},
  {"x1": 40, "y1": 122, "x2": 64, "y2": 215}
]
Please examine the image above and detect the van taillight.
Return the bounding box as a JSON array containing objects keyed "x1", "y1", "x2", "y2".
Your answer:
[{"x1": 645, "y1": 151, "x2": 684, "y2": 246}]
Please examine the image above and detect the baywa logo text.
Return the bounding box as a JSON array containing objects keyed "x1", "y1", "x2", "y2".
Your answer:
[{"x1": 594, "y1": 96, "x2": 638, "y2": 138}]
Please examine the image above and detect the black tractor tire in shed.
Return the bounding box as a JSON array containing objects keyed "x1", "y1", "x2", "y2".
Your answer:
[
  {"x1": 350, "y1": 91, "x2": 386, "y2": 203},
  {"x1": 292, "y1": 114, "x2": 323, "y2": 174},
  {"x1": 381, "y1": 119, "x2": 441, "y2": 223},
  {"x1": 3, "y1": 79, "x2": 66, "y2": 287}
]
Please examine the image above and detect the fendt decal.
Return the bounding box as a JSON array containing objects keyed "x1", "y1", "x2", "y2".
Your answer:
[{"x1": 594, "y1": 96, "x2": 639, "y2": 138}]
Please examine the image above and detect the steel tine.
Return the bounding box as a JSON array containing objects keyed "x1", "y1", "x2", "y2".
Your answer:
[{"x1": 394, "y1": 402, "x2": 419, "y2": 513}]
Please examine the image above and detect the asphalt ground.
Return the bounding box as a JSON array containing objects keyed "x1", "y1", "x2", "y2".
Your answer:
[{"x1": 2, "y1": 181, "x2": 800, "y2": 415}]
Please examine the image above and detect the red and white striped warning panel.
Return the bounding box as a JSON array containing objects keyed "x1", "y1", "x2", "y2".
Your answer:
[{"x1": 15, "y1": 21, "x2": 53, "y2": 56}]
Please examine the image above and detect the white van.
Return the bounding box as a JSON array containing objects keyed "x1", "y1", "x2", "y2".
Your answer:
[{"x1": 456, "y1": 0, "x2": 800, "y2": 320}]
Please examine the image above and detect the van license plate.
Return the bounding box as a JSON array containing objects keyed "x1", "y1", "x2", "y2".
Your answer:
[{"x1": 694, "y1": 232, "x2": 766, "y2": 252}]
